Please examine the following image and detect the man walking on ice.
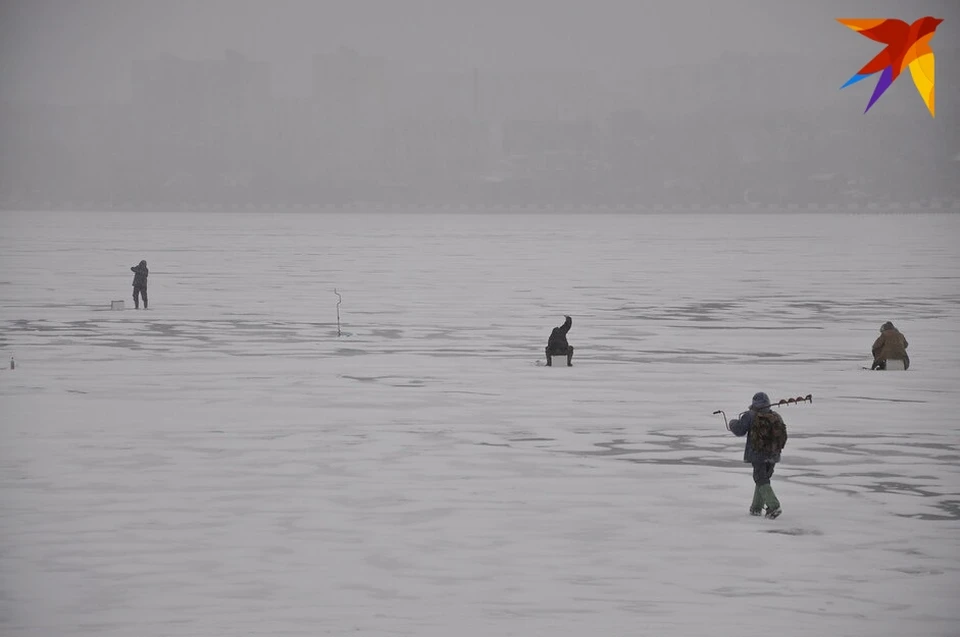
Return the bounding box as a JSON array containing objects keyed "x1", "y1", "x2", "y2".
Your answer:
[{"x1": 728, "y1": 391, "x2": 788, "y2": 519}]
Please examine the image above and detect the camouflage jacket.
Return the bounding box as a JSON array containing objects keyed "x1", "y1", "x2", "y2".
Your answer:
[
  {"x1": 872, "y1": 327, "x2": 908, "y2": 362},
  {"x1": 730, "y1": 407, "x2": 787, "y2": 464}
]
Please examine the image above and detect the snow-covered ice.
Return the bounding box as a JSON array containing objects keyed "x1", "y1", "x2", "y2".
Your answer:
[{"x1": 1, "y1": 210, "x2": 959, "y2": 637}]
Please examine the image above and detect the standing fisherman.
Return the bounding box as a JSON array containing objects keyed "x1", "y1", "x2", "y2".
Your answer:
[{"x1": 131, "y1": 260, "x2": 149, "y2": 309}]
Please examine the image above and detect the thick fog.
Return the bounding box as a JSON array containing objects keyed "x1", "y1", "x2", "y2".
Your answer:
[{"x1": 1, "y1": 0, "x2": 958, "y2": 209}]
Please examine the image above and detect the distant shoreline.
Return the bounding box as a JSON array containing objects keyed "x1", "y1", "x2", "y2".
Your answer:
[{"x1": 2, "y1": 201, "x2": 959, "y2": 214}]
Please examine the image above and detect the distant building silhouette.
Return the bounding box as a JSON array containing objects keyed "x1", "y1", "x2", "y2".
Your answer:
[{"x1": 129, "y1": 50, "x2": 271, "y2": 201}]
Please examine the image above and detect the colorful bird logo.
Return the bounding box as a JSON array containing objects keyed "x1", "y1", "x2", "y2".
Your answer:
[{"x1": 837, "y1": 16, "x2": 944, "y2": 117}]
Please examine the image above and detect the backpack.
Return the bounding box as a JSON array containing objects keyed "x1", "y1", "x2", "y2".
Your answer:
[{"x1": 748, "y1": 410, "x2": 788, "y2": 455}]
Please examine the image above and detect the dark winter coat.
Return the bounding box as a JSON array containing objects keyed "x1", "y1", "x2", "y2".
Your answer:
[
  {"x1": 729, "y1": 407, "x2": 785, "y2": 464},
  {"x1": 547, "y1": 316, "x2": 572, "y2": 352},
  {"x1": 872, "y1": 325, "x2": 908, "y2": 364},
  {"x1": 131, "y1": 261, "x2": 148, "y2": 288}
]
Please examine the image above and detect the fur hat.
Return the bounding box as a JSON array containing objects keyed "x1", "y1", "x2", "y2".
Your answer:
[{"x1": 881, "y1": 321, "x2": 894, "y2": 332}]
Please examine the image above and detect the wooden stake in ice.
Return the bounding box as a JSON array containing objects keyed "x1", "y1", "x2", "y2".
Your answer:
[{"x1": 334, "y1": 289, "x2": 342, "y2": 337}]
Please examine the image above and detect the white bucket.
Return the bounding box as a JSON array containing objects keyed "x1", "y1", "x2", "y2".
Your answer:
[
  {"x1": 111, "y1": 300, "x2": 125, "y2": 310},
  {"x1": 886, "y1": 359, "x2": 906, "y2": 371}
]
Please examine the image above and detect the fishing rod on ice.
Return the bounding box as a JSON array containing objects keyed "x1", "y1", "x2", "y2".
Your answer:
[{"x1": 712, "y1": 394, "x2": 813, "y2": 431}]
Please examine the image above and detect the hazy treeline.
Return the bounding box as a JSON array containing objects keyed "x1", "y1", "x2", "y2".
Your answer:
[{"x1": 2, "y1": 48, "x2": 958, "y2": 209}]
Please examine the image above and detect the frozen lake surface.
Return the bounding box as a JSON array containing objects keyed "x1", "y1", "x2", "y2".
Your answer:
[{"x1": 2, "y1": 210, "x2": 959, "y2": 637}]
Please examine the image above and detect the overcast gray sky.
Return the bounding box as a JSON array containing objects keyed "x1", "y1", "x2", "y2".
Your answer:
[{"x1": 1, "y1": 0, "x2": 957, "y2": 102}]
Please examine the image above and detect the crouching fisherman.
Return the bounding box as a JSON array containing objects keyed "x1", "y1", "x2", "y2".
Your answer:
[
  {"x1": 545, "y1": 315, "x2": 574, "y2": 366},
  {"x1": 729, "y1": 392, "x2": 788, "y2": 519},
  {"x1": 871, "y1": 321, "x2": 909, "y2": 370}
]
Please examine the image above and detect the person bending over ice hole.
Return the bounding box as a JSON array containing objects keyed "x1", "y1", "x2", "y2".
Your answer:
[
  {"x1": 131, "y1": 260, "x2": 149, "y2": 309},
  {"x1": 545, "y1": 315, "x2": 574, "y2": 366},
  {"x1": 871, "y1": 321, "x2": 909, "y2": 370},
  {"x1": 728, "y1": 392, "x2": 788, "y2": 519}
]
